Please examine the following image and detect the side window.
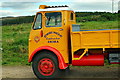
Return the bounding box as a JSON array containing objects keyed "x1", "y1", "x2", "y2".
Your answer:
[
  {"x1": 33, "y1": 13, "x2": 42, "y2": 29},
  {"x1": 45, "y1": 12, "x2": 62, "y2": 27},
  {"x1": 70, "y1": 12, "x2": 74, "y2": 20}
]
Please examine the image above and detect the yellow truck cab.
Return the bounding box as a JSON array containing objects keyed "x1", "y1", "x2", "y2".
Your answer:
[{"x1": 28, "y1": 5, "x2": 120, "y2": 79}]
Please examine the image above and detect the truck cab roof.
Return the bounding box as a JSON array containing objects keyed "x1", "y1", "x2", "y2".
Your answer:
[{"x1": 38, "y1": 5, "x2": 73, "y2": 12}]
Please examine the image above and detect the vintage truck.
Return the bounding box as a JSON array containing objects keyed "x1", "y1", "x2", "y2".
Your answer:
[{"x1": 28, "y1": 5, "x2": 120, "y2": 79}]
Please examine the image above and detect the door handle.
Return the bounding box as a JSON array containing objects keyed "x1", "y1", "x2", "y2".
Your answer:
[
  {"x1": 59, "y1": 28, "x2": 64, "y2": 31},
  {"x1": 40, "y1": 30, "x2": 43, "y2": 37}
]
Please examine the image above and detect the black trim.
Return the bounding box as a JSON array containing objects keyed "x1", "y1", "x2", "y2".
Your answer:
[
  {"x1": 45, "y1": 5, "x2": 68, "y2": 8},
  {"x1": 33, "y1": 13, "x2": 42, "y2": 30}
]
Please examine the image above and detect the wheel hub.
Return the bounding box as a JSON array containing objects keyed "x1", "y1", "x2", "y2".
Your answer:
[{"x1": 38, "y1": 58, "x2": 55, "y2": 76}]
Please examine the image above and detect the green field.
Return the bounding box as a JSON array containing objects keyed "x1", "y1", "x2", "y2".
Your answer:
[
  {"x1": 2, "y1": 21, "x2": 119, "y2": 66},
  {"x1": 78, "y1": 21, "x2": 119, "y2": 29},
  {"x1": 2, "y1": 23, "x2": 32, "y2": 66}
]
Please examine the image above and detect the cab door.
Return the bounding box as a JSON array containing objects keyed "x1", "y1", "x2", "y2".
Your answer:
[
  {"x1": 29, "y1": 13, "x2": 44, "y2": 55},
  {"x1": 43, "y1": 12, "x2": 69, "y2": 63}
]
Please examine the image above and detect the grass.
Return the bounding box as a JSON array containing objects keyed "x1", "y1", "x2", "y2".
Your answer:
[
  {"x1": 2, "y1": 23, "x2": 32, "y2": 66},
  {"x1": 78, "y1": 21, "x2": 119, "y2": 30},
  {"x1": 2, "y1": 21, "x2": 119, "y2": 66}
]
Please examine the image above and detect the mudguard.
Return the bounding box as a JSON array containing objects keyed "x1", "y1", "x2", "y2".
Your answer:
[{"x1": 28, "y1": 46, "x2": 68, "y2": 69}]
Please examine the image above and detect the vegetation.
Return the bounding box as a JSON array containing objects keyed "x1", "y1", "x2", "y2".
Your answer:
[
  {"x1": 76, "y1": 12, "x2": 118, "y2": 22},
  {"x1": 1, "y1": 12, "x2": 119, "y2": 26},
  {"x1": 1, "y1": 12, "x2": 119, "y2": 66},
  {"x1": 1, "y1": 16, "x2": 34, "y2": 26},
  {"x1": 2, "y1": 23, "x2": 31, "y2": 65},
  {"x1": 79, "y1": 21, "x2": 119, "y2": 30}
]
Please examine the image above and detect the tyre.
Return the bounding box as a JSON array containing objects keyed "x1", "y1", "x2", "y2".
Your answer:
[{"x1": 32, "y1": 51, "x2": 62, "y2": 79}]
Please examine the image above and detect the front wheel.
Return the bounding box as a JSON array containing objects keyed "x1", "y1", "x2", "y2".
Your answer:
[{"x1": 32, "y1": 51, "x2": 62, "y2": 79}]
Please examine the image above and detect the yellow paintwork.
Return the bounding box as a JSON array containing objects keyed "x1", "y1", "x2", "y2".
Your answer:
[
  {"x1": 29, "y1": 5, "x2": 119, "y2": 63},
  {"x1": 29, "y1": 10, "x2": 76, "y2": 63},
  {"x1": 70, "y1": 28, "x2": 120, "y2": 60},
  {"x1": 73, "y1": 48, "x2": 88, "y2": 60},
  {"x1": 39, "y1": 5, "x2": 48, "y2": 9}
]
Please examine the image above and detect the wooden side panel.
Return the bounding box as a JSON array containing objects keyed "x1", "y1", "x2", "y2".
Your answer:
[
  {"x1": 112, "y1": 30, "x2": 120, "y2": 48},
  {"x1": 81, "y1": 31, "x2": 110, "y2": 48},
  {"x1": 71, "y1": 30, "x2": 120, "y2": 52},
  {"x1": 71, "y1": 33, "x2": 81, "y2": 51}
]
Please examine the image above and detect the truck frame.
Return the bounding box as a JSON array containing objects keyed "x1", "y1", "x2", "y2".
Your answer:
[{"x1": 28, "y1": 5, "x2": 120, "y2": 79}]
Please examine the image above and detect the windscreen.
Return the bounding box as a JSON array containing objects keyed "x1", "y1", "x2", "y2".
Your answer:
[{"x1": 45, "y1": 12, "x2": 62, "y2": 27}]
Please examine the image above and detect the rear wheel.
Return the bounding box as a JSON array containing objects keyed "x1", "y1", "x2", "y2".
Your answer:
[{"x1": 32, "y1": 51, "x2": 61, "y2": 79}]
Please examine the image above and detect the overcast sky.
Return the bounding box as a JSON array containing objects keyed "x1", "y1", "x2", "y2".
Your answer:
[{"x1": 0, "y1": 0, "x2": 119, "y2": 17}]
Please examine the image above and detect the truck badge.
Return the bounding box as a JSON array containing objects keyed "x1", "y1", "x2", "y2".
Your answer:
[{"x1": 34, "y1": 36, "x2": 40, "y2": 43}]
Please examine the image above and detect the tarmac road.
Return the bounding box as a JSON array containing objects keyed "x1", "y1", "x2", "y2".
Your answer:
[{"x1": 2, "y1": 66, "x2": 120, "y2": 79}]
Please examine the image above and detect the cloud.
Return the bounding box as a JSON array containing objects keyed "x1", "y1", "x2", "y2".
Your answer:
[
  {"x1": 0, "y1": 1, "x2": 119, "y2": 17},
  {"x1": 0, "y1": 10, "x2": 16, "y2": 17},
  {"x1": 69, "y1": 2, "x2": 118, "y2": 12},
  {"x1": 71, "y1": 2, "x2": 110, "y2": 10},
  {"x1": 1, "y1": 0, "x2": 119, "y2": 2},
  {"x1": 1, "y1": 0, "x2": 44, "y2": 2},
  {"x1": 0, "y1": 2, "x2": 41, "y2": 17},
  {"x1": 119, "y1": 1, "x2": 120, "y2": 10},
  {"x1": 1, "y1": 2, "x2": 36, "y2": 10},
  {"x1": 0, "y1": 9, "x2": 36, "y2": 17}
]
